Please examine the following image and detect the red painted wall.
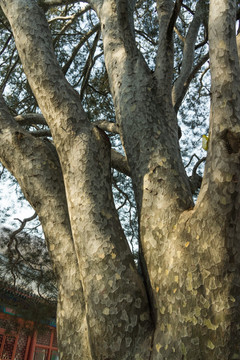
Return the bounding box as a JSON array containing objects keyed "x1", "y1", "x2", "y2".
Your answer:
[{"x1": 0, "y1": 312, "x2": 58, "y2": 360}]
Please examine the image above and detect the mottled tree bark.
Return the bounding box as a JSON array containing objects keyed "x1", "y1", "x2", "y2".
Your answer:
[
  {"x1": 0, "y1": 0, "x2": 240, "y2": 359},
  {"x1": 0, "y1": 96, "x2": 91, "y2": 359},
  {"x1": 0, "y1": 1, "x2": 153, "y2": 359}
]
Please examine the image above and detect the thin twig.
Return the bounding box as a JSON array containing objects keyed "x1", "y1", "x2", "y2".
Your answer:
[{"x1": 184, "y1": 153, "x2": 200, "y2": 168}]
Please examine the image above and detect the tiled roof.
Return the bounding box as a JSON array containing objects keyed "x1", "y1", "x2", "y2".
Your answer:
[{"x1": 0, "y1": 280, "x2": 57, "y2": 325}]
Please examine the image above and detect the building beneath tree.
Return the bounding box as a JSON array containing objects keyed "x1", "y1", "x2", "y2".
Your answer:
[
  {"x1": 0, "y1": 280, "x2": 58, "y2": 360},
  {"x1": 0, "y1": 227, "x2": 58, "y2": 360}
]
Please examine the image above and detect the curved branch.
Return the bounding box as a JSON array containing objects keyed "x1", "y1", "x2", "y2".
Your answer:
[
  {"x1": 62, "y1": 23, "x2": 100, "y2": 74},
  {"x1": 174, "y1": 25, "x2": 185, "y2": 43},
  {"x1": 17, "y1": 119, "x2": 130, "y2": 177},
  {"x1": 52, "y1": 5, "x2": 92, "y2": 47},
  {"x1": 48, "y1": 15, "x2": 77, "y2": 23},
  {"x1": 111, "y1": 149, "x2": 130, "y2": 177},
  {"x1": 172, "y1": 0, "x2": 208, "y2": 113},
  {"x1": 173, "y1": 52, "x2": 209, "y2": 113},
  {"x1": 189, "y1": 157, "x2": 206, "y2": 194},
  {"x1": 192, "y1": 156, "x2": 206, "y2": 176},
  {"x1": 8, "y1": 212, "x2": 38, "y2": 249},
  {"x1": 80, "y1": 29, "x2": 101, "y2": 99}
]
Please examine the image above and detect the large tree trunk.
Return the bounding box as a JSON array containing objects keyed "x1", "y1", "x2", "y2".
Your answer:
[
  {"x1": 90, "y1": 0, "x2": 240, "y2": 358},
  {"x1": 0, "y1": 1, "x2": 153, "y2": 359},
  {"x1": 0, "y1": 0, "x2": 240, "y2": 359},
  {"x1": 0, "y1": 96, "x2": 91, "y2": 359}
]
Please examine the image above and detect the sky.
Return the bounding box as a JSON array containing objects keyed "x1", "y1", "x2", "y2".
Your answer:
[{"x1": 0, "y1": 165, "x2": 41, "y2": 233}]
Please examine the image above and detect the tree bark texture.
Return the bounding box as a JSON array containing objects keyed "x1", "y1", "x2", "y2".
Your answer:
[{"x1": 0, "y1": 0, "x2": 240, "y2": 359}]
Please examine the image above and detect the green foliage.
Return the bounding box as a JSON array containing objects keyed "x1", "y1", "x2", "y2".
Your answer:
[{"x1": 0, "y1": 226, "x2": 57, "y2": 301}]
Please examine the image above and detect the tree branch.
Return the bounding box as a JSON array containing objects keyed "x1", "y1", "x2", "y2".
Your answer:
[
  {"x1": 29, "y1": 129, "x2": 52, "y2": 137},
  {"x1": 8, "y1": 212, "x2": 38, "y2": 252},
  {"x1": 15, "y1": 113, "x2": 121, "y2": 136},
  {"x1": 15, "y1": 113, "x2": 129, "y2": 176},
  {"x1": 62, "y1": 24, "x2": 100, "y2": 75},
  {"x1": 209, "y1": 0, "x2": 240, "y2": 114},
  {"x1": 52, "y1": 5, "x2": 92, "y2": 47},
  {"x1": 94, "y1": 120, "x2": 119, "y2": 133},
  {"x1": 38, "y1": 0, "x2": 88, "y2": 11},
  {"x1": 111, "y1": 149, "x2": 130, "y2": 177},
  {"x1": 188, "y1": 156, "x2": 206, "y2": 195},
  {"x1": 167, "y1": 0, "x2": 182, "y2": 38},
  {"x1": 155, "y1": 0, "x2": 176, "y2": 96},
  {"x1": 172, "y1": 0, "x2": 208, "y2": 113},
  {"x1": 0, "y1": 94, "x2": 90, "y2": 358},
  {"x1": 173, "y1": 52, "x2": 209, "y2": 113},
  {"x1": 15, "y1": 113, "x2": 48, "y2": 126},
  {"x1": 0, "y1": 33, "x2": 13, "y2": 57},
  {"x1": 1, "y1": 0, "x2": 89, "y2": 143},
  {"x1": 0, "y1": 46, "x2": 19, "y2": 92},
  {"x1": 80, "y1": 29, "x2": 101, "y2": 99}
]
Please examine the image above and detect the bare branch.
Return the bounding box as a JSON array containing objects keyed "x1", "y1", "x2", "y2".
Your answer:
[
  {"x1": 135, "y1": 29, "x2": 158, "y2": 46},
  {"x1": 195, "y1": 31, "x2": 208, "y2": 50},
  {"x1": 112, "y1": 175, "x2": 131, "y2": 211},
  {"x1": 0, "y1": 33, "x2": 13, "y2": 57},
  {"x1": 15, "y1": 113, "x2": 48, "y2": 126},
  {"x1": 9, "y1": 212, "x2": 38, "y2": 248},
  {"x1": 94, "y1": 120, "x2": 119, "y2": 134},
  {"x1": 111, "y1": 149, "x2": 131, "y2": 177},
  {"x1": 192, "y1": 156, "x2": 206, "y2": 176},
  {"x1": 0, "y1": 55, "x2": 19, "y2": 92},
  {"x1": 7, "y1": 212, "x2": 38, "y2": 286},
  {"x1": 15, "y1": 113, "x2": 121, "y2": 136},
  {"x1": 29, "y1": 129, "x2": 52, "y2": 137},
  {"x1": 172, "y1": 0, "x2": 208, "y2": 113},
  {"x1": 48, "y1": 15, "x2": 76, "y2": 23},
  {"x1": 52, "y1": 5, "x2": 92, "y2": 47},
  {"x1": 38, "y1": 0, "x2": 88, "y2": 11},
  {"x1": 173, "y1": 52, "x2": 209, "y2": 113},
  {"x1": 184, "y1": 153, "x2": 200, "y2": 169},
  {"x1": 80, "y1": 30, "x2": 101, "y2": 99},
  {"x1": 181, "y1": 3, "x2": 195, "y2": 16},
  {"x1": 198, "y1": 62, "x2": 210, "y2": 97},
  {"x1": 188, "y1": 157, "x2": 206, "y2": 195},
  {"x1": 174, "y1": 25, "x2": 185, "y2": 43},
  {"x1": 62, "y1": 23, "x2": 100, "y2": 74},
  {"x1": 0, "y1": 164, "x2": 4, "y2": 178},
  {"x1": 167, "y1": 0, "x2": 182, "y2": 38}
]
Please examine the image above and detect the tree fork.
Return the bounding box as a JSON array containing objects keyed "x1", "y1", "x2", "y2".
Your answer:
[{"x1": 0, "y1": 1, "x2": 154, "y2": 358}]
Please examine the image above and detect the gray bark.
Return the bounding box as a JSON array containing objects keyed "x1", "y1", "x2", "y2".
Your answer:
[
  {"x1": 0, "y1": 96, "x2": 91, "y2": 359},
  {"x1": 0, "y1": 1, "x2": 153, "y2": 359}
]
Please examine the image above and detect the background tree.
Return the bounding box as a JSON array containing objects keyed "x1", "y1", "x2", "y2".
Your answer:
[{"x1": 0, "y1": 0, "x2": 239, "y2": 359}]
